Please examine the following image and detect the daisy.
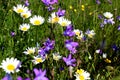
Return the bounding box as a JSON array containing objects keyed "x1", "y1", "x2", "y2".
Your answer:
[
  {"x1": 0, "y1": 57, "x2": 21, "y2": 74},
  {"x1": 58, "y1": 17, "x2": 71, "y2": 27},
  {"x1": 32, "y1": 56, "x2": 45, "y2": 64},
  {"x1": 20, "y1": 11, "x2": 31, "y2": 19},
  {"x1": 74, "y1": 69, "x2": 90, "y2": 80},
  {"x1": 13, "y1": 4, "x2": 28, "y2": 14},
  {"x1": 23, "y1": 47, "x2": 36, "y2": 55},
  {"x1": 103, "y1": 12, "x2": 113, "y2": 19},
  {"x1": 19, "y1": 23, "x2": 30, "y2": 32},
  {"x1": 85, "y1": 30, "x2": 95, "y2": 38},
  {"x1": 48, "y1": 12, "x2": 60, "y2": 23},
  {"x1": 30, "y1": 15, "x2": 45, "y2": 25},
  {"x1": 53, "y1": 52, "x2": 62, "y2": 61},
  {"x1": 74, "y1": 29, "x2": 81, "y2": 36}
]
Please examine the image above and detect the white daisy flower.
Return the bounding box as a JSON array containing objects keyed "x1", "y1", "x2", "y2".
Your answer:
[
  {"x1": 53, "y1": 52, "x2": 62, "y2": 61},
  {"x1": 23, "y1": 47, "x2": 36, "y2": 55},
  {"x1": 48, "y1": 12, "x2": 60, "y2": 23},
  {"x1": 20, "y1": 11, "x2": 31, "y2": 19},
  {"x1": 74, "y1": 29, "x2": 81, "y2": 36},
  {"x1": 32, "y1": 56, "x2": 45, "y2": 64},
  {"x1": 30, "y1": 15, "x2": 45, "y2": 25},
  {"x1": 58, "y1": 17, "x2": 71, "y2": 27},
  {"x1": 19, "y1": 23, "x2": 30, "y2": 32},
  {"x1": 85, "y1": 30, "x2": 95, "y2": 38},
  {"x1": 0, "y1": 57, "x2": 21, "y2": 74},
  {"x1": 74, "y1": 69, "x2": 90, "y2": 80},
  {"x1": 13, "y1": 4, "x2": 28, "y2": 14},
  {"x1": 102, "y1": 53, "x2": 107, "y2": 58},
  {"x1": 103, "y1": 12, "x2": 113, "y2": 19}
]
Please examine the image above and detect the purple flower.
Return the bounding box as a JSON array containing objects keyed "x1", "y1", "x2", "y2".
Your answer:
[
  {"x1": 112, "y1": 44, "x2": 119, "y2": 51},
  {"x1": 107, "y1": 0, "x2": 112, "y2": 4},
  {"x1": 2, "y1": 74, "x2": 12, "y2": 80},
  {"x1": 117, "y1": 16, "x2": 120, "y2": 21},
  {"x1": 47, "y1": 5, "x2": 55, "y2": 11},
  {"x1": 56, "y1": 8, "x2": 65, "y2": 17},
  {"x1": 24, "y1": 0, "x2": 29, "y2": 6},
  {"x1": 17, "y1": 76, "x2": 30, "y2": 80},
  {"x1": 63, "y1": 25, "x2": 75, "y2": 37},
  {"x1": 63, "y1": 54, "x2": 76, "y2": 67},
  {"x1": 118, "y1": 25, "x2": 120, "y2": 30},
  {"x1": 41, "y1": 0, "x2": 58, "y2": 6},
  {"x1": 107, "y1": 18, "x2": 115, "y2": 25},
  {"x1": 10, "y1": 31, "x2": 15, "y2": 37},
  {"x1": 98, "y1": 14, "x2": 103, "y2": 19},
  {"x1": 96, "y1": 0, "x2": 101, "y2": 4},
  {"x1": 34, "y1": 68, "x2": 49, "y2": 80},
  {"x1": 65, "y1": 39, "x2": 78, "y2": 54},
  {"x1": 100, "y1": 23, "x2": 104, "y2": 28}
]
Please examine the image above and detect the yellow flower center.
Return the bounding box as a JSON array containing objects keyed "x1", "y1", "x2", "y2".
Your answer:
[
  {"x1": 75, "y1": 32, "x2": 80, "y2": 35},
  {"x1": 77, "y1": 69, "x2": 84, "y2": 75},
  {"x1": 7, "y1": 64, "x2": 15, "y2": 71},
  {"x1": 36, "y1": 58, "x2": 42, "y2": 63},
  {"x1": 17, "y1": 8, "x2": 24, "y2": 13},
  {"x1": 61, "y1": 22, "x2": 67, "y2": 26},
  {"x1": 52, "y1": 17, "x2": 59, "y2": 23},
  {"x1": 79, "y1": 75, "x2": 85, "y2": 80},
  {"x1": 34, "y1": 20, "x2": 41, "y2": 25},
  {"x1": 21, "y1": 27, "x2": 28, "y2": 31},
  {"x1": 22, "y1": 14, "x2": 28, "y2": 18},
  {"x1": 28, "y1": 49, "x2": 34, "y2": 54}
]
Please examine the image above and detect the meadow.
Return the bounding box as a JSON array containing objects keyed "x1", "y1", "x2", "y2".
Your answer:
[{"x1": 0, "y1": 0, "x2": 120, "y2": 80}]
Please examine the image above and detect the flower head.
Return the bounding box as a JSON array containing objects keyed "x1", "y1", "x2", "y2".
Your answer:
[
  {"x1": 41, "y1": 0, "x2": 58, "y2": 6},
  {"x1": 30, "y1": 15, "x2": 45, "y2": 25},
  {"x1": 65, "y1": 39, "x2": 79, "y2": 54},
  {"x1": 103, "y1": 12, "x2": 113, "y2": 19},
  {"x1": 74, "y1": 69, "x2": 90, "y2": 80},
  {"x1": 32, "y1": 56, "x2": 45, "y2": 64},
  {"x1": 56, "y1": 8, "x2": 65, "y2": 17},
  {"x1": 85, "y1": 29, "x2": 95, "y2": 38},
  {"x1": 13, "y1": 4, "x2": 28, "y2": 14},
  {"x1": 53, "y1": 52, "x2": 62, "y2": 61},
  {"x1": 19, "y1": 23, "x2": 30, "y2": 32},
  {"x1": 23, "y1": 47, "x2": 36, "y2": 55},
  {"x1": 33, "y1": 68, "x2": 49, "y2": 80},
  {"x1": 63, "y1": 54, "x2": 76, "y2": 67},
  {"x1": 48, "y1": 12, "x2": 60, "y2": 23},
  {"x1": 0, "y1": 57, "x2": 21, "y2": 74},
  {"x1": 20, "y1": 11, "x2": 31, "y2": 19},
  {"x1": 58, "y1": 17, "x2": 71, "y2": 27},
  {"x1": 63, "y1": 24, "x2": 75, "y2": 37}
]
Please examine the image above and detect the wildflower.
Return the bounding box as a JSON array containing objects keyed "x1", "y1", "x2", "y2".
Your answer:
[
  {"x1": 118, "y1": 25, "x2": 120, "y2": 30},
  {"x1": 0, "y1": 57, "x2": 21, "y2": 74},
  {"x1": 48, "y1": 12, "x2": 60, "y2": 23},
  {"x1": 74, "y1": 69, "x2": 90, "y2": 80},
  {"x1": 103, "y1": 12, "x2": 113, "y2": 19},
  {"x1": 47, "y1": 5, "x2": 55, "y2": 11},
  {"x1": 63, "y1": 54, "x2": 76, "y2": 67},
  {"x1": 23, "y1": 47, "x2": 36, "y2": 55},
  {"x1": 96, "y1": 0, "x2": 101, "y2": 4},
  {"x1": 41, "y1": 0, "x2": 58, "y2": 6},
  {"x1": 19, "y1": 23, "x2": 30, "y2": 32},
  {"x1": 53, "y1": 52, "x2": 62, "y2": 61},
  {"x1": 98, "y1": 14, "x2": 103, "y2": 19},
  {"x1": 116, "y1": 16, "x2": 120, "y2": 21},
  {"x1": 24, "y1": 0, "x2": 29, "y2": 6},
  {"x1": 33, "y1": 68, "x2": 49, "y2": 80},
  {"x1": 2, "y1": 74, "x2": 12, "y2": 80},
  {"x1": 81, "y1": 5, "x2": 85, "y2": 11},
  {"x1": 10, "y1": 31, "x2": 16, "y2": 37},
  {"x1": 74, "y1": 9, "x2": 77, "y2": 12},
  {"x1": 58, "y1": 17, "x2": 71, "y2": 27},
  {"x1": 74, "y1": 29, "x2": 81, "y2": 36},
  {"x1": 112, "y1": 44, "x2": 119, "y2": 51},
  {"x1": 20, "y1": 11, "x2": 31, "y2": 19},
  {"x1": 13, "y1": 4, "x2": 28, "y2": 14},
  {"x1": 65, "y1": 39, "x2": 79, "y2": 54},
  {"x1": 104, "y1": 58, "x2": 111, "y2": 63},
  {"x1": 69, "y1": 5, "x2": 73, "y2": 9},
  {"x1": 107, "y1": 18, "x2": 115, "y2": 25},
  {"x1": 95, "y1": 49, "x2": 102, "y2": 54},
  {"x1": 30, "y1": 15, "x2": 45, "y2": 25},
  {"x1": 56, "y1": 8, "x2": 66, "y2": 17},
  {"x1": 102, "y1": 53, "x2": 107, "y2": 58},
  {"x1": 32, "y1": 56, "x2": 45, "y2": 64},
  {"x1": 85, "y1": 29, "x2": 95, "y2": 38},
  {"x1": 63, "y1": 24, "x2": 75, "y2": 37},
  {"x1": 17, "y1": 76, "x2": 30, "y2": 80}
]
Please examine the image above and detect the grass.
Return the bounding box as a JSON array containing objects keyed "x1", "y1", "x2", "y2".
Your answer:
[{"x1": 0, "y1": 0, "x2": 120, "y2": 80}]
